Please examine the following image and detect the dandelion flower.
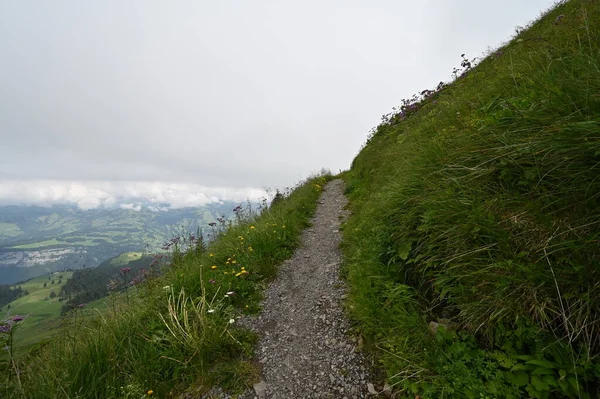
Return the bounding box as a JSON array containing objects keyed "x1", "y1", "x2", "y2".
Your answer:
[
  {"x1": 250, "y1": 226, "x2": 255, "y2": 229},
  {"x1": 209, "y1": 253, "x2": 214, "y2": 257},
  {"x1": 211, "y1": 265, "x2": 217, "y2": 270},
  {"x1": 231, "y1": 260, "x2": 237, "y2": 264},
  {"x1": 147, "y1": 390, "x2": 154, "y2": 395}
]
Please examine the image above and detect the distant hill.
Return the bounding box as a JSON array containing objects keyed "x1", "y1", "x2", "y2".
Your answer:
[
  {"x1": 59, "y1": 252, "x2": 154, "y2": 314},
  {"x1": 0, "y1": 250, "x2": 159, "y2": 356},
  {"x1": 0, "y1": 202, "x2": 237, "y2": 284}
]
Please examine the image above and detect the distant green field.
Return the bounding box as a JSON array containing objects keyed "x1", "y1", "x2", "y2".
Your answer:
[
  {"x1": 11, "y1": 239, "x2": 66, "y2": 249},
  {"x1": 110, "y1": 251, "x2": 143, "y2": 266},
  {"x1": 0, "y1": 222, "x2": 22, "y2": 238},
  {"x1": 1, "y1": 272, "x2": 73, "y2": 356}
]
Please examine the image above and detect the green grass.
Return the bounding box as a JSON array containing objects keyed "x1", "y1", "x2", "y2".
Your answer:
[
  {"x1": 110, "y1": 252, "x2": 143, "y2": 266},
  {"x1": 11, "y1": 239, "x2": 65, "y2": 249},
  {"x1": 0, "y1": 222, "x2": 22, "y2": 238},
  {"x1": 1, "y1": 273, "x2": 73, "y2": 356},
  {"x1": 341, "y1": 1, "x2": 600, "y2": 397},
  {"x1": 1, "y1": 174, "x2": 330, "y2": 399}
]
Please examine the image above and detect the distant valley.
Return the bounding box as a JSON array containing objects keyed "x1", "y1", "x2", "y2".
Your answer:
[{"x1": 0, "y1": 202, "x2": 237, "y2": 284}]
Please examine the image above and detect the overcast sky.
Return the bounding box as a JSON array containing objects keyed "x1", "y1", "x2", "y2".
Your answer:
[{"x1": 0, "y1": 0, "x2": 556, "y2": 208}]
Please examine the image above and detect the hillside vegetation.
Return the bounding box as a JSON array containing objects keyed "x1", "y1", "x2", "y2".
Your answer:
[
  {"x1": 342, "y1": 1, "x2": 600, "y2": 397},
  {"x1": 1, "y1": 175, "x2": 329, "y2": 398}
]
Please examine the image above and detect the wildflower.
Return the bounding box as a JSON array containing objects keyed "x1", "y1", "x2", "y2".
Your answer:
[
  {"x1": 238, "y1": 236, "x2": 244, "y2": 241},
  {"x1": 0, "y1": 324, "x2": 11, "y2": 333},
  {"x1": 209, "y1": 279, "x2": 216, "y2": 284},
  {"x1": 226, "y1": 291, "x2": 235, "y2": 296},
  {"x1": 207, "y1": 309, "x2": 215, "y2": 314},
  {"x1": 147, "y1": 390, "x2": 154, "y2": 395},
  {"x1": 209, "y1": 253, "x2": 214, "y2": 257},
  {"x1": 282, "y1": 225, "x2": 286, "y2": 229},
  {"x1": 229, "y1": 319, "x2": 235, "y2": 324},
  {"x1": 163, "y1": 285, "x2": 170, "y2": 291},
  {"x1": 231, "y1": 260, "x2": 237, "y2": 264},
  {"x1": 11, "y1": 316, "x2": 24, "y2": 322},
  {"x1": 78, "y1": 303, "x2": 86, "y2": 308},
  {"x1": 120, "y1": 267, "x2": 132, "y2": 274},
  {"x1": 211, "y1": 265, "x2": 217, "y2": 270},
  {"x1": 250, "y1": 226, "x2": 255, "y2": 229},
  {"x1": 248, "y1": 246, "x2": 253, "y2": 251}
]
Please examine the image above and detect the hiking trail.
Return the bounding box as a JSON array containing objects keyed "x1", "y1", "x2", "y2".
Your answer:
[{"x1": 240, "y1": 179, "x2": 373, "y2": 399}]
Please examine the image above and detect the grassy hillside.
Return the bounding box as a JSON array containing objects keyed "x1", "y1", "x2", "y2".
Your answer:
[
  {"x1": 0, "y1": 272, "x2": 73, "y2": 355},
  {"x1": 0, "y1": 175, "x2": 329, "y2": 398},
  {"x1": 342, "y1": 1, "x2": 600, "y2": 397}
]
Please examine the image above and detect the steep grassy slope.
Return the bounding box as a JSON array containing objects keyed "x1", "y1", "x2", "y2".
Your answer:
[
  {"x1": 342, "y1": 1, "x2": 600, "y2": 397},
  {"x1": 1, "y1": 175, "x2": 329, "y2": 398}
]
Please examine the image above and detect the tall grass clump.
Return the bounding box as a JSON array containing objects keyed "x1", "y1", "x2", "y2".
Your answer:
[
  {"x1": 342, "y1": 1, "x2": 600, "y2": 397},
  {"x1": 0, "y1": 173, "x2": 330, "y2": 398}
]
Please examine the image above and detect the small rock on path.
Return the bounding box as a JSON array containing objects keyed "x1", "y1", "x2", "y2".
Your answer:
[{"x1": 241, "y1": 179, "x2": 372, "y2": 398}]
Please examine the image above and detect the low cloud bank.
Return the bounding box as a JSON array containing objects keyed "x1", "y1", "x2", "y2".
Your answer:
[{"x1": 0, "y1": 180, "x2": 266, "y2": 210}]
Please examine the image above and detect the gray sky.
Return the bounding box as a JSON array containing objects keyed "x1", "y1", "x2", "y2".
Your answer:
[{"x1": 0, "y1": 0, "x2": 556, "y2": 208}]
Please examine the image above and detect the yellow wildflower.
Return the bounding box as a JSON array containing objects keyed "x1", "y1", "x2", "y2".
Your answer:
[
  {"x1": 147, "y1": 390, "x2": 154, "y2": 395},
  {"x1": 209, "y1": 253, "x2": 214, "y2": 257},
  {"x1": 232, "y1": 260, "x2": 237, "y2": 264},
  {"x1": 282, "y1": 225, "x2": 286, "y2": 229},
  {"x1": 250, "y1": 226, "x2": 255, "y2": 229},
  {"x1": 248, "y1": 246, "x2": 253, "y2": 251},
  {"x1": 211, "y1": 265, "x2": 217, "y2": 270}
]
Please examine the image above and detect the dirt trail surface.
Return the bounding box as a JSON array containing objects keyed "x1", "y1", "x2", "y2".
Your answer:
[{"x1": 242, "y1": 179, "x2": 371, "y2": 399}]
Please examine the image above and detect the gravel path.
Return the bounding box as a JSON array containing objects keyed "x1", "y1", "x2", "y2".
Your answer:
[{"x1": 241, "y1": 179, "x2": 372, "y2": 399}]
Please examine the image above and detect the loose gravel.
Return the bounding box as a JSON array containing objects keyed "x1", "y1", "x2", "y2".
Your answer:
[{"x1": 239, "y1": 179, "x2": 372, "y2": 399}]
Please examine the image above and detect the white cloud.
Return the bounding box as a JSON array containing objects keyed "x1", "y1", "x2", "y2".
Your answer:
[
  {"x1": 0, "y1": 180, "x2": 266, "y2": 209},
  {"x1": 0, "y1": 1, "x2": 557, "y2": 191}
]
